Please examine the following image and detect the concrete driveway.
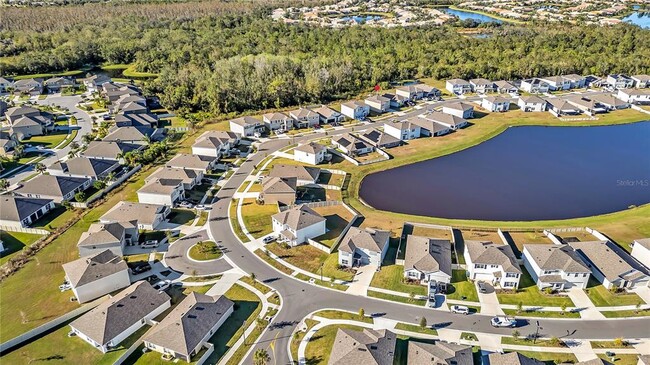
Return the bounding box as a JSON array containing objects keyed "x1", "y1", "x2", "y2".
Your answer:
[
  {"x1": 477, "y1": 282, "x2": 505, "y2": 316},
  {"x1": 345, "y1": 265, "x2": 377, "y2": 296},
  {"x1": 567, "y1": 287, "x2": 604, "y2": 319}
]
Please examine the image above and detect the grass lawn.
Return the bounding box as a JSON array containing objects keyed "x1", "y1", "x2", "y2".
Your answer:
[
  {"x1": 461, "y1": 229, "x2": 503, "y2": 243},
  {"x1": 229, "y1": 199, "x2": 249, "y2": 243},
  {"x1": 585, "y1": 282, "x2": 642, "y2": 307},
  {"x1": 185, "y1": 183, "x2": 211, "y2": 203},
  {"x1": 496, "y1": 269, "x2": 574, "y2": 307},
  {"x1": 255, "y1": 248, "x2": 294, "y2": 275},
  {"x1": 598, "y1": 354, "x2": 639, "y2": 365},
  {"x1": 290, "y1": 318, "x2": 319, "y2": 361},
  {"x1": 446, "y1": 269, "x2": 479, "y2": 302},
  {"x1": 266, "y1": 243, "x2": 354, "y2": 281},
  {"x1": 367, "y1": 290, "x2": 426, "y2": 306},
  {"x1": 602, "y1": 309, "x2": 650, "y2": 318},
  {"x1": 0, "y1": 151, "x2": 43, "y2": 172},
  {"x1": 0, "y1": 231, "x2": 44, "y2": 266},
  {"x1": 317, "y1": 171, "x2": 345, "y2": 187},
  {"x1": 24, "y1": 131, "x2": 70, "y2": 148},
  {"x1": 304, "y1": 324, "x2": 365, "y2": 365},
  {"x1": 590, "y1": 340, "x2": 633, "y2": 349},
  {"x1": 394, "y1": 322, "x2": 438, "y2": 336},
  {"x1": 294, "y1": 273, "x2": 348, "y2": 291},
  {"x1": 509, "y1": 351, "x2": 577, "y2": 365},
  {"x1": 168, "y1": 208, "x2": 197, "y2": 225},
  {"x1": 239, "y1": 276, "x2": 272, "y2": 295},
  {"x1": 409, "y1": 225, "x2": 453, "y2": 240},
  {"x1": 123, "y1": 253, "x2": 150, "y2": 263},
  {"x1": 502, "y1": 337, "x2": 565, "y2": 348},
  {"x1": 188, "y1": 241, "x2": 222, "y2": 261},
  {"x1": 182, "y1": 274, "x2": 222, "y2": 283},
  {"x1": 159, "y1": 116, "x2": 186, "y2": 128},
  {"x1": 0, "y1": 320, "x2": 149, "y2": 365},
  {"x1": 313, "y1": 310, "x2": 373, "y2": 324},
  {"x1": 312, "y1": 205, "x2": 355, "y2": 248},
  {"x1": 460, "y1": 332, "x2": 478, "y2": 341},
  {"x1": 240, "y1": 199, "x2": 277, "y2": 238},
  {"x1": 503, "y1": 309, "x2": 580, "y2": 318},
  {"x1": 196, "y1": 211, "x2": 209, "y2": 226},
  {"x1": 370, "y1": 264, "x2": 427, "y2": 296}
]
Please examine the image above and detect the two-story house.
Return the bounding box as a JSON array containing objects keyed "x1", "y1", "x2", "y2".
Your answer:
[
  {"x1": 383, "y1": 120, "x2": 421, "y2": 141},
  {"x1": 340, "y1": 100, "x2": 370, "y2": 120},
  {"x1": 464, "y1": 241, "x2": 521, "y2": 289},
  {"x1": 338, "y1": 227, "x2": 390, "y2": 268},
  {"x1": 522, "y1": 244, "x2": 591, "y2": 290},
  {"x1": 271, "y1": 205, "x2": 326, "y2": 246}
]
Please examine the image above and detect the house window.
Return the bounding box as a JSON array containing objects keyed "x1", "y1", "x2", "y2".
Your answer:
[
  {"x1": 503, "y1": 282, "x2": 515, "y2": 288},
  {"x1": 583, "y1": 273, "x2": 588, "y2": 277},
  {"x1": 475, "y1": 264, "x2": 487, "y2": 269},
  {"x1": 342, "y1": 260, "x2": 348, "y2": 265},
  {"x1": 490, "y1": 264, "x2": 499, "y2": 268},
  {"x1": 506, "y1": 273, "x2": 518, "y2": 278}
]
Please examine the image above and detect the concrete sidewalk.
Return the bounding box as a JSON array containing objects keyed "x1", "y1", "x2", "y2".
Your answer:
[{"x1": 205, "y1": 270, "x2": 245, "y2": 296}]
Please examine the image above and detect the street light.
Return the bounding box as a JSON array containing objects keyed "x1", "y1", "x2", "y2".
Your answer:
[
  {"x1": 319, "y1": 264, "x2": 324, "y2": 283},
  {"x1": 242, "y1": 320, "x2": 247, "y2": 346},
  {"x1": 533, "y1": 320, "x2": 543, "y2": 344}
]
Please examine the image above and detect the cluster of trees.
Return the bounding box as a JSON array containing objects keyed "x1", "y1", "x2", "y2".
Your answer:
[
  {"x1": 121, "y1": 140, "x2": 170, "y2": 166},
  {"x1": 2, "y1": 1, "x2": 649, "y2": 116}
]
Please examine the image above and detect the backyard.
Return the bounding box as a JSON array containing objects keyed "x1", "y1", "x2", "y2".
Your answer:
[
  {"x1": 496, "y1": 269, "x2": 574, "y2": 307},
  {"x1": 168, "y1": 208, "x2": 197, "y2": 225},
  {"x1": 240, "y1": 198, "x2": 278, "y2": 238},
  {"x1": 312, "y1": 204, "x2": 355, "y2": 248},
  {"x1": 265, "y1": 243, "x2": 354, "y2": 281},
  {"x1": 24, "y1": 130, "x2": 70, "y2": 148},
  {"x1": 0, "y1": 231, "x2": 44, "y2": 266}
]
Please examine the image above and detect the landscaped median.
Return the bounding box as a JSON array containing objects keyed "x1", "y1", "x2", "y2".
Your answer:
[{"x1": 188, "y1": 241, "x2": 223, "y2": 261}]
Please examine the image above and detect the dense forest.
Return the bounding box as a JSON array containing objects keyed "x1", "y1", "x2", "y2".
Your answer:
[{"x1": 1, "y1": 0, "x2": 649, "y2": 115}]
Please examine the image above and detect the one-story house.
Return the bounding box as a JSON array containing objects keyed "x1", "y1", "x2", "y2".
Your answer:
[
  {"x1": 48, "y1": 156, "x2": 120, "y2": 181},
  {"x1": 427, "y1": 111, "x2": 469, "y2": 130},
  {"x1": 268, "y1": 164, "x2": 321, "y2": 186},
  {"x1": 408, "y1": 341, "x2": 472, "y2": 365},
  {"x1": 44, "y1": 77, "x2": 76, "y2": 93},
  {"x1": 408, "y1": 114, "x2": 453, "y2": 136},
  {"x1": 260, "y1": 176, "x2": 297, "y2": 206},
  {"x1": 81, "y1": 141, "x2": 143, "y2": 162},
  {"x1": 565, "y1": 95, "x2": 609, "y2": 115},
  {"x1": 442, "y1": 102, "x2": 474, "y2": 119},
  {"x1": 101, "y1": 201, "x2": 170, "y2": 230},
  {"x1": 62, "y1": 249, "x2": 131, "y2": 303},
  {"x1": 545, "y1": 98, "x2": 581, "y2": 116},
  {"x1": 358, "y1": 128, "x2": 401, "y2": 149},
  {"x1": 329, "y1": 328, "x2": 396, "y2": 365},
  {"x1": 0, "y1": 131, "x2": 18, "y2": 156},
  {"x1": 0, "y1": 195, "x2": 55, "y2": 228},
  {"x1": 616, "y1": 89, "x2": 650, "y2": 104},
  {"x1": 331, "y1": 133, "x2": 374, "y2": 156},
  {"x1": 338, "y1": 227, "x2": 390, "y2": 268},
  {"x1": 590, "y1": 94, "x2": 630, "y2": 110},
  {"x1": 403, "y1": 236, "x2": 452, "y2": 290},
  {"x1": 103, "y1": 126, "x2": 165, "y2": 144},
  {"x1": 271, "y1": 204, "x2": 326, "y2": 246},
  {"x1": 14, "y1": 174, "x2": 91, "y2": 203},
  {"x1": 70, "y1": 281, "x2": 170, "y2": 353}
]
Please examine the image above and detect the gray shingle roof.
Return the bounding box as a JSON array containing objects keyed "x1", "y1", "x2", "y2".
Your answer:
[
  {"x1": 523, "y1": 244, "x2": 590, "y2": 273},
  {"x1": 147, "y1": 166, "x2": 199, "y2": 186},
  {"x1": 77, "y1": 221, "x2": 135, "y2": 248},
  {"x1": 0, "y1": 195, "x2": 53, "y2": 222},
  {"x1": 339, "y1": 227, "x2": 390, "y2": 254},
  {"x1": 166, "y1": 154, "x2": 216, "y2": 171},
  {"x1": 295, "y1": 142, "x2": 326, "y2": 155},
  {"x1": 262, "y1": 176, "x2": 297, "y2": 195},
  {"x1": 404, "y1": 236, "x2": 452, "y2": 276},
  {"x1": 101, "y1": 201, "x2": 168, "y2": 227},
  {"x1": 49, "y1": 157, "x2": 118, "y2": 178},
  {"x1": 568, "y1": 240, "x2": 649, "y2": 283},
  {"x1": 62, "y1": 250, "x2": 128, "y2": 287},
  {"x1": 15, "y1": 175, "x2": 89, "y2": 199},
  {"x1": 408, "y1": 341, "x2": 473, "y2": 365},
  {"x1": 488, "y1": 352, "x2": 545, "y2": 365},
  {"x1": 444, "y1": 102, "x2": 474, "y2": 111},
  {"x1": 70, "y1": 281, "x2": 170, "y2": 346},
  {"x1": 360, "y1": 128, "x2": 400, "y2": 147},
  {"x1": 144, "y1": 292, "x2": 234, "y2": 358},
  {"x1": 328, "y1": 328, "x2": 396, "y2": 365},
  {"x1": 82, "y1": 141, "x2": 142, "y2": 160},
  {"x1": 465, "y1": 241, "x2": 521, "y2": 273},
  {"x1": 268, "y1": 164, "x2": 320, "y2": 182},
  {"x1": 272, "y1": 204, "x2": 325, "y2": 231},
  {"x1": 192, "y1": 131, "x2": 239, "y2": 149}
]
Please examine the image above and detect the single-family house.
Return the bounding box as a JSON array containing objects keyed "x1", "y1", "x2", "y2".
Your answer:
[
  {"x1": 166, "y1": 153, "x2": 217, "y2": 173},
  {"x1": 328, "y1": 328, "x2": 396, "y2": 365},
  {"x1": 148, "y1": 166, "x2": 201, "y2": 191},
  {"x1": 268, "y1": 164, "x2": 320, "y2": 186},
  {"x1": 631, "y1": 75, "x2": 650, "y2": 89},
  {"x1": 630, "y1": 238, "x2": 650, "y2": 269},
  {"x1": 517, "y1": 95, "x2": 547, "y2": 112},
  {"x1": 260, "y1": 176, "x2": 297, "y2": 206},
  {"x1": 569, "y1": 240, "x2": 650, "y2": 289},
  {"x1": 359, "y1": 128, "x2": 401, "y2": 149},
  {"x1": 470, "y1": 78, "x2": 495, "y2": 94},
  {"x1": 406, "y1": 115, "x2": 451, "y2": 137},
  {"x1": 408, "y1": 341, "x2": 473, "y2": 365},
  {"x1": 101, "y1": 83, "x2": 140, "y2": 103},
  {"x1": 442, "y1": 102, "x2": 474, "y2": 119},
  {"x1": 566, "y1": 95, "x2": 608, "y2": 115},
  {"x1": 481, "y1": 96, "x2": 510, "y2": 112},
  {"x1": 81, "y1": 141, "x2": 143, "y2": 162},
  {"x1": 0, "y1": 100, "x2": 7, "y2": 118},
  {"x1": 313, "y1": 105, "x2": 344, "y2": 124},
  {"x1": 229, "y1": 116, "x2": 265, "y2": 137},
  {"x1": 338, "y1": 227, "x2": 390, "y2": 268},
  {"x1": 464, "y1": 241, "x2": 521, "y2": 289},
  {"x1": 522, "y1": 244, "x2": 591, "y2": 290},
  {"x1": 5, "y1": 105, "x2": 53, "y2": 139},
  {"x1": 395, "y1": 83, "x2": 440, "y2": 100},
  {"x1": 262, "y1": 112, "x2": 293, "y2": 132},
  {"x1": 77, "y1": 221, "x2": 139, "y2": 257},
  {"x1": 101, "y1": 201, "x2": 170, "y2": 230},
  {"x1": 519, "y1": 78, "x2": 550, "y2": 94},
  {"x1": 488, "y1": 352, "x2": 545, "y2": 365},
  {"x1": 546, "y1": 98, "x2": 581, "y2": 116},
  {"x1": 590, "y1": 94, "x2": 630, "y2": 110},
  {"x1": 137, "y1": 178, "x2": 184, "y2": 206},
  {"x1": 340, "y1": 100, "x2": 370, "y2": 120},
  {"x1": 294, "y1": 142, "x2": 329, "y2": 165},
  {"x1": 48, "y1": 156, "x2": 120, "y2": 181},
  {"x1": 616, "y1": 89, "x2": 650, "y2": 104},
  {"x1": 114, "y1": 113, "x2": 158, "y2": 128},
  {"x1": 271, "y1": 204, "x2": 326, "y2": 246},
  {"x1": 0, "y1": 195, "x2": 55, "y2": 228},
  {"x1": 0, "y1": 130, "x2": 19, "y2": 156},
  {"x1": 114, "y1": 100, "x2": 148, "y2": 115},
  {"x1": 606, "y1": 74, "x2": 634, "y2": 89},
  {"x1": 539, "y1": 76, "x2": 571, "y2": 91},
  {"x1": 382, "y1": 93, "x2": 409, "y2": 108},
  {"x1": 403, "y1": 236, "x2": 452, "y2": 290},
  {"x1": 13, "y1": 78, "x2": 43, "y2": 95},
  {"x1": 44, "y1": 77, "x2": 75, "y2": 93},
  {"x1": 15, "y1": 175, "x2": 91, "y2": 203},
  {"x1": 103, "y1": 126, "x2": 164, "y2": 144},
  {"x1": 364, "y1": 95, "x2": 391, "y2": 113},
  {"x1": 494, "y1": 80, "x2": 518, "y2": 94},
  {"x1": 289, "y1": 108, "x2": 320, "y2": 129},
  {"x1": 9, "y1": 116, "x2": 45, "y2": 140},
  {"x1": 331, "y1": 133, "x2": 374, "y2": 156},
  {"x1": 563, "y1": 74, "x2": 587, "y2": 89},
  {"x1": 446, "y1": 79, "x2": 472, "y2": 95},
  {"x1": 62, "y1": 250, "x2": 131, "y2": 303},
  {"x1": 70, "y1": 281, "x2": 170, "y2": 353},
  {"x1": 383, "y1": 119, "x2": 421, "y2": 141},
  {"x1": 143, "y1": 293, "x2": 234, "y2": 362},
  {"x1": 0, "y1": 77, "x2": 14, "y2": 92},
  {"x1": 82, "y1": 74, "x2": 111, "y2": 93},
  {"x1": 191, "y1": 131, "x2": 239, "y2": 158}
]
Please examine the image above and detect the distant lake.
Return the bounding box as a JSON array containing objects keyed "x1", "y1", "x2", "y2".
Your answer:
[
  {"x1": 442, "y1": 7, "x2": 503, "y2": 23},
  {"x1": 339, "y1": 15, "x2": 383, "y2": 23},
  {"x1": 622, "y1": 11, "x2": 650, "y2": 29},
  {"x1": 359, "y1": 123, "x2": 650, "y2": 221}
]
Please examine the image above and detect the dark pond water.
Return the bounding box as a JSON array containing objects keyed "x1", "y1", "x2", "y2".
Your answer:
[
  {"x1": 441, "y1": 7, "x2": 503, "y2": 23},
  {"x1": 360, "y1": 123, "x2": 650, "y2": 221}
]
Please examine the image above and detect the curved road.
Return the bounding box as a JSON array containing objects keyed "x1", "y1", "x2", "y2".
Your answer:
[{"x1": 207, "y1": 134, "x2": 650, "y2": 364}]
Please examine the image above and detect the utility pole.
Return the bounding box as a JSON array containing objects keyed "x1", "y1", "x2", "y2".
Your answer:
[
  {"x1": 242, "y1": 320, "x2": 247, "y2": 345},
  {"x1": 534, "y1": 321, "x2": 542, "y2": 344}
]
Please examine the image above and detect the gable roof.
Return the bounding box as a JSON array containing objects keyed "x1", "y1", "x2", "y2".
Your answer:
[
  {"x1": 524, "y1": 245, "x2": 590, "y2": 273},
  {"x1": 82, "y1": 141, "x2": 142, "y2": 160},
  {"x1": 138, "y1": 178, "x2": 183, "y2": 195},
  {"x1": 0, "y1": 195, "x2": 53, "y2": 222},
  {"x1": 465, "y1": 241, "x2": 521, "y2": 273},
  {"x1": 147, "y1": 166, "x2": 199, "y2": 186},
  {"x1": 519, "y1": 95, "x2": 546, "y2": 104},
  {"x1": 62, "y1": 249, "x2": 128, "y2": 287},
  {"x1": 262, "y1": 112, "x2": 291, "y2": 121},
  {"x1": 262, "y1": 176, "x2": 297, "y2": 195},
  {"x1": 408, "y1": 341, "x2": 473, "y2": 365},
  {"x1": 341, "y1": 100, "x2": 367, "y2": 109},
  {"x1": 192, "y1": 131, "x2": 239, "y2": 149},
  {"x1": 494, "y1": 80, "x2": 516, "y2": 89},
  {"x1": 230, "y1": 116, "x2": 262, "y2": 127},
  {"x1": 144, "y1": 293, "x2": 234, "y2": 358},
  {"x1": 272, "y1": 204, "x2": 325, "y2": 231},
  {"x1": 488, "y1": 352, "x2": 545, "y2": 365},
  {"x1": 70, "y1": 281, "x2": 170, "y2": 346},
  {"x1": 333, "y1": 133, "x2": 373, "y2": 151},
  {"x1": 545, "y1": 98, "x2": 580, "y2": 112},
  {"x1": 569, "y1": 240, "x2": 649, "y2": 282},
  {"x1": 365, "y1": 94, "x2": 390, "y2": 103},
  {"x1": 634, "y1": 238, "x2": 650, "y2": 250},
  {"x1": 49, "y1": 157, "x2": 117, "y2": 178},
  {"x1": 444, "y1": 102, "x2": 474, "y2": 111},
  {"x1": 422, "y1": 112, "x2": 467, "y2": 128},
  {"x1": 328, "y1": 328, "x2": 396, "y2": 365},
  {"x1": 360, "y1": 128, "x2": 400, "y2": 146},
  {"x1": 166, "y1": 154, "x2": 216, "y2": 171},
  {"x1": 104, "y1": 126, "x2": 156, "y2": 142},
  {"x1": 295, "y1": 142, "x2": 326, "y2": 155},
  {"x1": 77, "y1": 221, "x2": 135, "y2": 248},
  {"x1": 15, "y1": 175, "x2": 89, "y2": 198},
  {"x1": 290, "y1": 107, "x2": 318, "y2": 119},
  {"x1": 470, "y1": 78, "x2": 493, "y2": 86},
  {"x1": 484, "y1": 96, "x2": 510, "y2": 104},
  {"x1": 268, "y1": 164, "x2": 320, "y2": 182},
  {"x1": 404, "y1": 236, "x2": 452, "y2": 276},
  {"x1": 101, "y1": 201, "x2": 168, "y2": 227},
  {"x1": 447, "y1": 79, "x2": 470, "y2": 86},
  {"x1": 339, "y1": 227, "x2": 390, "y2": 254},
  {"x1": 312, "y1": 106, "x2": 341, "y2": 119},
  {"x1": 5, "y1": 105, "x2": 40, "y2": 121}
]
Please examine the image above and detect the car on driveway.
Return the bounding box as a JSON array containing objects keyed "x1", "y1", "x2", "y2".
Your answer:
[
  {"x1": 478, "y1": 281, "x2": 489, "y2": 293},
  {"x1": 141, "y1": 240, "x2": 159, "y2": 249},
  {"x1": 450, "y1": 305, "x2": 470, "y2": 315},
  {"x1": 491, "y1": 316, "x2": 517, "y2": 327},
  {"x1": 263, "y1": 236, "x2": 276, "y2": 244},
  {"x1": 152, "y1": 280, "x2": 172, "y2": 291},
  {"x1": 131, "y1": 262, "x2": 152, "y2": 275}
]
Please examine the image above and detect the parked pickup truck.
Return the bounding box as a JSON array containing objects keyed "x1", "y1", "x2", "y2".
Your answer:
[{"x1": 490, "y1": 316, "x2": 517, "y2": 328}]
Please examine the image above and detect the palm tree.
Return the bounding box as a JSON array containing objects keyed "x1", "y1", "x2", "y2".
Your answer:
[
  {"x1": 105, "y1": 171, "x2": 116, "y2": 183},
  {"x1": 0, "y1": 179, "x2": 9, "y2": 191},
  {"x1": 34, "y1": 163, "x2": 46, "y2": 174},
  {"x1": 253, "y1": 349, "x2": 270, "y2": 365}
]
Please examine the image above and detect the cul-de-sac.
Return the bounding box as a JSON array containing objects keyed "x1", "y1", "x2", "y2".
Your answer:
[{"x1": 0, "y1": 1, "x2": 649, "y2": 365}]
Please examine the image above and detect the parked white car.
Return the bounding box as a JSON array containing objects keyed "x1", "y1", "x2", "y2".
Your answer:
[
  {"x1": 263, "y1": 236, "x2": 276, "y2": 244},
  {"x1": 59, "y1": 283, "x2": 72, "y2": 292},
  {"x1": 450, "y1": 305, "x2": 470, "y2": 315},
  {"x1": 141, "y1": 240, "x2": 159, "y2": 249},
  {"x1": 491, "y1": 316, "x2": 517, "y2": 327},
  {"x1": 153, "y1": 280, "x2": 172, "y2": 291}
]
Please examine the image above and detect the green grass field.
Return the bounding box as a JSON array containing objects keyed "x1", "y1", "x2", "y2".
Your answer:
[
  {"x1": 585, "y1": 282, "x2": 642, "y2": 307},
  {"x1": 497, "y1": 269, "x2": 574, "y2": 307},
  {"x1": 188, "y1": 241, "x2": 222, "y2": 261},
  {"x1": 446, "y1": 269, "x2": 479, "y2": 302},
  {"x1": 240, "y1": 199, "x2": 277, "y2": 238},
  {"x1": 0, "y1": 231, "x2": 44, "y2": 266}
]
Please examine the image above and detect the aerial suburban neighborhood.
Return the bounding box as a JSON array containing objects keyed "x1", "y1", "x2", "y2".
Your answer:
[{"x1": 1, "y1": 1, "x2": 649, "y2": 365}]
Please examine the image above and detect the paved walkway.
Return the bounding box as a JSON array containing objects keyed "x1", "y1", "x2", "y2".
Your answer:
[
  {"x1": 476, "y1": 333, "x2": 503, "y2": 353},
  {"x1": 567, "y1": 288, "x2": 605, "y2": 319},
  {"x1": 633, "y1": 287, "x2": 650, "y2": 305},
  {"x1": 345, "y1": 265, "x2": 376, "y2": 296},
  {"x1": 205, "y1": 269, "x2": 245, "y2": 296},
  {"x1": 567, "y1": 340, "x2": 598, "y2": 362}
]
